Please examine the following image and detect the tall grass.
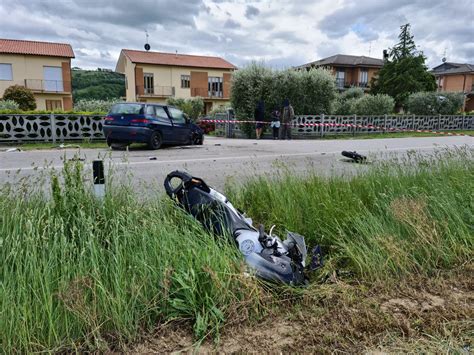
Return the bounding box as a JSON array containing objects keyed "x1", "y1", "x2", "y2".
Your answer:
[
  {"x1": 0, "y1": 148, "x2": 472, "y2": 352},
  {"x1": 227, "y1": 148, "x2": 473, "y2": 280},
  {"x1": 0, "y1": 161, "x2": 261, "y2": 352}
]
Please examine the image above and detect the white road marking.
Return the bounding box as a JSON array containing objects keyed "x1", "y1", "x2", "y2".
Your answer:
[{"x1": 0, "y1": 144, "x2": 456, "y2": 172}]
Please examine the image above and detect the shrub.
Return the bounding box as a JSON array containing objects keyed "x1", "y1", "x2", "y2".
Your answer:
[
  {"x1": 73, "y1": 99, "x2": 123, "y2": 113},
  {"x1": 341, "y1": 87, "x2": 365, "y2": 100},
  {"x1": 0, "y1": 99, "x2": 20, "y2": 111},
  {"x1": 2, "y1": 85, "x2": 36, "y2": 110},
  {"x1": 353, "y1": 94, "x2": 395, "y2": 115},
  {"x1": 407, "y1": 91, "x2": 464, "y2": 115},
  {"x1": 167, "y1": 97, "x2": 204, "y2": 120},
  {"x1": 231, "y1": 62, "x2": 337, "y2": 119}
]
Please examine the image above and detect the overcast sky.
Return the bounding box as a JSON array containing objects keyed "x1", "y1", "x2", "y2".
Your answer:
[{"x1": 1, "y1": 0, "x2": 472, "y2": 70}]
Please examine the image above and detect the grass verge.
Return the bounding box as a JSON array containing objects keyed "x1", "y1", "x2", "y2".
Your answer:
[{"x1": 0, "y1": 148, "x2": 472, "y2": 352}]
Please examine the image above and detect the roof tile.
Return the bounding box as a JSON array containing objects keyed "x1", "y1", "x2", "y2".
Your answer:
[
  {"x1": 0, "y1": 38, "x2": 74, "y2": 58},
  {"x1": 122, "y1": 49, "x2": 236, "y2": 69}
]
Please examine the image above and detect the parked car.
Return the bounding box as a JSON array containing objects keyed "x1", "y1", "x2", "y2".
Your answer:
[{"x1": 103, "y1": 103, "x2": 204, "y2": 149}]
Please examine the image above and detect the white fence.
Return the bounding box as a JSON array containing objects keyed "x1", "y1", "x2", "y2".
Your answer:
[
  {"x1": 216, "y1": 114, "x2": 473, "y2": 138},
  {"x1": 0, "y1": 114, "x2": 104, "y2": 142},
  {"x1": 0, "y1": 113, "x2": 472, "y2": 142}
]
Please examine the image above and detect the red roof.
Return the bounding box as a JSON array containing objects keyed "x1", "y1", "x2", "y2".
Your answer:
[
  {"x1": 0, "y1": 39, "x2": 75, "y2": 58},
  {"x1": 122, "y1": 49, "x2": 236, "y2": 69}
]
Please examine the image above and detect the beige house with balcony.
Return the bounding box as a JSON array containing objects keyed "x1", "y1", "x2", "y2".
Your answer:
[
  {"x1": 431, "y1": 62, "x2": 474, "y2": 112},
  {"x1": 296, "y1": 54, "x2": 384, "y2": 91},
  {"x1": 0, "y1": 38, "x2": 75, "y2": 110},
  {"x1": 115, "y1": 49, "x2": 236, "y2": 113}
]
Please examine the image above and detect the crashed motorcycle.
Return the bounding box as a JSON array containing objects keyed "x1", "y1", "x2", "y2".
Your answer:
[{"x1": 164, "y1": 171, "x2": 322, "y2": 286}]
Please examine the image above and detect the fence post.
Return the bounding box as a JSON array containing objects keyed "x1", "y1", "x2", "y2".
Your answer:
[
  {"x1": 50, "y1": 112, "x2": 56, "y2": 143},
  {"x1": 462, "y1": 112, "x2": 466, "y2": 130},
  {"x1": 353, "y1": 114, "x2": 356, "y2": 136},
  {"x1": 383, "y1": 114, "x2": 387, "y2": 134},
  {"x1": 412, "y1": 114, "x2": 415, "y2": 131},
  {"x1": 320, "y1": 114, "x2": 325, "y2": 138},
  {"x1": 438, "y1": 114, "x2": 441, "y2": 131}
]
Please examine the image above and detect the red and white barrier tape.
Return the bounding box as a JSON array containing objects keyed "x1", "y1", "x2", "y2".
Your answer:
[{"x1": 199, "y1": 119, "x2": 473, "y2": 137}]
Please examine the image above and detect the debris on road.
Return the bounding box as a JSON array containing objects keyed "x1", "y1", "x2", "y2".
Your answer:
[
  {"x1": 56, "y1": 143, "x2": 81, "y2": 149},
  {"x1": 164, "y1": 171, "x2": 323, "y2": 285},
  {"x1": 341, "y1": 150, "x2": 367, "y2": 163},
  {"x1": 4, "y1": 148, "x2": 22, "y2": 152},
  {"x1": 149, "y1": 157, "x2": 157, "y2": 160}
]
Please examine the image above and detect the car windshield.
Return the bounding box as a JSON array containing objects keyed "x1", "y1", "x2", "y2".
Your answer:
[{"x1": 110, "y1": 104, "x2": 143, "y2": 115}]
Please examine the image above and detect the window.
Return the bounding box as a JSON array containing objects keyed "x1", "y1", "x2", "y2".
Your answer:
[
  {"x1": 155, "y1": 106, "x2": 169, "y2": 119},
  {"x1": 0, "y1": 64, "x2": 13, "y2": 80},
  {"x1": 43, "y1": 66, "x2": 63, "y2": 91},
  {"x1": 208, "y1": 77, "x2": 223, "y2": 97},
  {"x1": 335, "y1": 69, "x2": 345, "y2": 88},
  {"x1": 168, "y1": 107, "x2": 186, "y2": 123},
  {"x1": 144, "y1": 73, "x2": 154, "y2": 94},
  {"x1": 181, "y1": 75, "x2": 190, "y2": 88},
  {"x1": 46, "y1": 100, "x2": 62, "y2": 111},
  {"x1": 359, "y1": 69, "x2": 368, "y2": 86},
  {"x1": 110, "y1": 103, "x2": 143, "y2": 114},
  {"x1": 145, "y1": 105, "x2": 155, "y2": 115}
]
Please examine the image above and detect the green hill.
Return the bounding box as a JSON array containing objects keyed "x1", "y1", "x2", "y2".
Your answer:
[{"x1": 72, "y1": 68, "x2": 125, "y2": 101}]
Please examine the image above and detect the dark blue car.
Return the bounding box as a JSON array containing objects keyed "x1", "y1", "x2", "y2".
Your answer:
[{"x1": 103, "y1": 103, "x2": 204, "y2": 149}]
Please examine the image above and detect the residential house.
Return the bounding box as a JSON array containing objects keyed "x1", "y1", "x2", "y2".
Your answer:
[
  {"x1": 431, "y1": 62, "x2": 474, "y2": 111},
  {"x1": 296, "y1": 54, "x2": 384, "y2": 91},
  {"x1": 115, "y1": 49, "x2": 237, "y2": 113},
  {"x1": 0, "y1": 38, "x2": 75, "y2": 110}
]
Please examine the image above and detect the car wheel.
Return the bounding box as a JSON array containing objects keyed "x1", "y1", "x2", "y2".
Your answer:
[
  {"x1": 191, "y1": 133, "x2": 204, "y2": 145},
  {"x1": 148, "y1": 132, "x2": 162, "y2": 150}
]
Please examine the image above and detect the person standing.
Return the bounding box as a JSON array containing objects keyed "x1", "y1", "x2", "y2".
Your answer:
[
  {"x1": 279, "y1": 99, "x2": 295, "y2": 140},
  {"x1": 254, "y1": 100, "x2": 265, "y2": 139},
  {"x1": 270, "y1": 108, "x2": 280, "y2": 139}
]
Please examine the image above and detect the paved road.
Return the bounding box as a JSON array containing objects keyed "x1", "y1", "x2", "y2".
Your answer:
[{"x1": 0, "y1": 135, "x2": 472, "y2": 191}]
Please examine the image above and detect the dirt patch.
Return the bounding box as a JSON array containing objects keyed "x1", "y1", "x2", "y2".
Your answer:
[{"x1": 129, "y1": 267, "x2": 474, "y2": 353}]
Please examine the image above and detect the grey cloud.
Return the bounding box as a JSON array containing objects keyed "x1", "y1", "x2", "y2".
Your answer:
[
  {"x1": 224, "y1": 19, "x2": 241, "y2": 29},
  {"x1": 245, "y1": 5, "x2": 260, "y2": 19},
  {"x1": 271, "y1": 31, "x2": 309, "y2": 45}
]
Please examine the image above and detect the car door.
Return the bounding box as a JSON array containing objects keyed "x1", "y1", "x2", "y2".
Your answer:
[
  {"x1": 151, "y1": 105, "x2": 174, "y2": 143},
  {"x1": 167, "y1": 106, "x2": 192, "y2": 144}
]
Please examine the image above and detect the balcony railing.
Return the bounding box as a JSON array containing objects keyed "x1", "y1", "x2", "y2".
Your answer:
[
  {"x1": 25, "y1": 79, "x2": 69, "y2": 93},
  {"x1": 335, "y1": 79, "x2": 369, "y2": 89},
  {"x1": 191, "y1": 88, "x2": 225, "y2": 98},
  {"x1": 137, "y1": 86, "x2": 174, "y2": 97}
]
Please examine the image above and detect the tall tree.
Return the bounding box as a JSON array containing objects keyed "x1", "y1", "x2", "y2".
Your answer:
[{"x1": 371, "y1": 24, "x2": 436, "y2": 110}]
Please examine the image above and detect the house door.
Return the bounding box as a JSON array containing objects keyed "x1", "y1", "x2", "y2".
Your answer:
[{"x1": 205, "y1": 102, "x2": 213, "y2": 114}]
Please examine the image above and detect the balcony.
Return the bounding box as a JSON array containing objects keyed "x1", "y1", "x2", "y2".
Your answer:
[
  {"x1": 335, "y1": 79, "x2": 370, "y2": 90},
  {"x1": 191, "y1": 88, "x2": 226, "y2": 99},
  {"x1": 137, "y1": 86, "x2": 174, "y2": 97},
  {"x1": 25, "y1": 79, "x2": 70, "y2": 93}
]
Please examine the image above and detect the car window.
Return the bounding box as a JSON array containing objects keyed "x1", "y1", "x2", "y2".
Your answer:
[
  {"x1": 145, "y1": 105, "x2": 155, "y2": 115},
  {"x1": 110, "y1": 103, "x2": 143, "y2": 114},
  {"x1": 168, "y1": 107, "x2": 186, "y2": 124},
  {"x1": 155, "y1": 106, "x2": 169, "y2": 120}
]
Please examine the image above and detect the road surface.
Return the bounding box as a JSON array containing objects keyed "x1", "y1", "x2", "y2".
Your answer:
[{"x1": 0, "y1": 135, "x2": 472, "y2": 191}]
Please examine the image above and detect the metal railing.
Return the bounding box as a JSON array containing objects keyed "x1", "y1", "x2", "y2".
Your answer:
[
  {"x1": 335, "y1": 79, "x2": 369, "y2": 89},
  {"x1": 25, "y1": 79, "x2": 68, "y2": 93},
  {"x1": 191, "y1": 88, "x2": 224, "y2": 98},
  {"x1": 137, "y1": 86, "x2": 174, "y2": 97}
]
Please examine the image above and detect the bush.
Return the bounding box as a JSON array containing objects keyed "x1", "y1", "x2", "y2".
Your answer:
[
  {"x1": 231, "y1": 62, "x2": 337, "y2": 121},
  {"x1": 73, "y1": 99, "x2": 123, "y2": 113},
  {"x1": 167, "y1": 97, "x2": 204, "y2": 120},
  {"x1": 341, "y1": 87, "x2": 365, "y2": 100},
  {"x1": 407, "y1": 91, "x2": 464, "y2": 115},
  {"x1": 0, "y1": 99, "x2": 20, "y2": 111},
  {"x1": 353, "y1": 94, "x2": 395, "y2": 115},
  {"x1": 2, "y1": 85, "x2": 36, "y2": 110}
]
